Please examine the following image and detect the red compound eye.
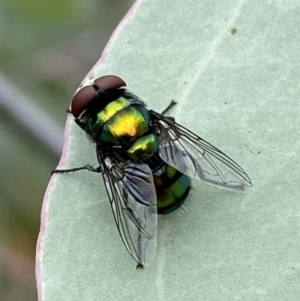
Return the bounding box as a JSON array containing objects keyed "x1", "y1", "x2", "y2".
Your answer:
[
  {"x1": 71, "y1": 75, "x2": 126, "y2": 118},
  {"x1": 71, "y1": 85, "x2": 96, "y2": 118},
  {"x1": 94, "y1": 75, "x2": 126, "y2": 91}
]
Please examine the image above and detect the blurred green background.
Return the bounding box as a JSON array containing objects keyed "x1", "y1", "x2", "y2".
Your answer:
[{"x1": 0, "y1": 1, "x2": 134, "y2": 300}]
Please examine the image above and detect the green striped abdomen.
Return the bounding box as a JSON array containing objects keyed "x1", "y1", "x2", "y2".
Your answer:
[{"x1": 153, "y1": 164, "x2": 191, "y2": 215}]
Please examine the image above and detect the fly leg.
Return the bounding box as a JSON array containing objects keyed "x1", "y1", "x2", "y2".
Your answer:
[
  {"x1": 51, "y1": 164, "x2": 100, "y2": 175},
  {"x1": 161, "y1": 100, "x2": 177, "y2": 115}
]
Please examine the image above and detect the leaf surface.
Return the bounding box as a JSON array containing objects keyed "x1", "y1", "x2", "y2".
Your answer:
[{"x1": 36, "y1": 1, "x2": 300, "y2": 300}]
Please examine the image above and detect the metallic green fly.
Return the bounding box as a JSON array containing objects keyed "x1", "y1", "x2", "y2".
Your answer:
[{"x1": 53, "y1": 75, "x2": 252, "y2": 268}]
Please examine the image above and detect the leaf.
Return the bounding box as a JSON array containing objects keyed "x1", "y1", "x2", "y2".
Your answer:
[{"x1": 36, "y1": 0, "x2": 300, "y2": 300}]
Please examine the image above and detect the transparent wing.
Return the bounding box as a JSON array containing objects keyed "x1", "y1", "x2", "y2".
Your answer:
[
  {"x1": 97, "y1": 151, "x2": 157, "y2": 267},
  {"x1": 151, "y1": 111, "x2": 252, "y2": 191}
]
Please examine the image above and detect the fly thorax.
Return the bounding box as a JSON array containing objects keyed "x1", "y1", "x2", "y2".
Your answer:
[
  {"x1": 85, "y1": 95, "x2": 132, "y2": 141},
  {"x1": 127, "y1": 134, "x2": 159, "y2": 160},
  {"x1": 98, "y1": 104, "x2": 148, "y2": 142},
  {"x1": 84, "y1": 91, "x2": 146, "y2": 143}
]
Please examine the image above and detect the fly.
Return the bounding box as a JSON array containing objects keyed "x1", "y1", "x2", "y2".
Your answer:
[{"x1": 53, "y1": 75, "x2": 252, "y2": 268}]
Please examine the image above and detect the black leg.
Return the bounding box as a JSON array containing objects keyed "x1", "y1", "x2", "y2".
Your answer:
[
  {"x1": 51, "y1": 164, "x2": 101, "y2": 175},
  {"x1": 161, "y1": 100, "x2": 177, "y2": 115}
]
